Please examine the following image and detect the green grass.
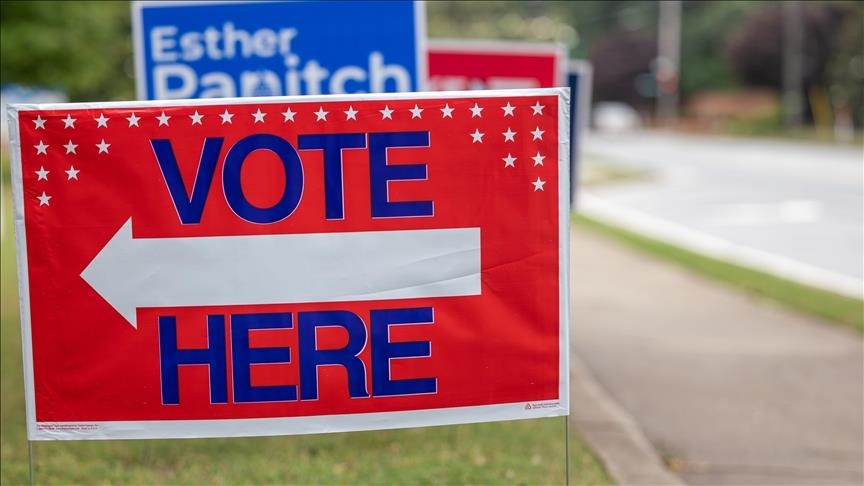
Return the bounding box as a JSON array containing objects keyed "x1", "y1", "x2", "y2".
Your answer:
[
  {"x1": 0, "y1": 179, "x2": 612, "y2": 485},
  {"x1": 579, "y1": 156, "x2": 651, "y2": 187},
  {"x1": 717, "y1": 108, "x2": 864, "y2": 146},
  {"x1": 575, "y1": 214, "x2": 864, "y2": 333}
]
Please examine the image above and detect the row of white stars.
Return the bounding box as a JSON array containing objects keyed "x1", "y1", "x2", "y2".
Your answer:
[
  {"x1": 32, "y1": 126, "x2": 547, "y2": 155},
  {"x1": 32, "y1": 176, "x2": 545, "y2": 205},
  {"x1": 35, "y1": 165, "x2": 80, "y2": 182},
  {"x1": 501, "y1": 152, "x2": 546, "y2": 167},
  {"x1": 30, "y1": 101, "x2": 547, "y2": 129},
  {"x1": 33, "y1": 113, "x2": 112, "y2": 129},
  {"x1": 469, "y1": 126, "x2": 545, "y2": 144},
  {"x1": 33, "y1": 139, "x2": 110, "y2": 155}
]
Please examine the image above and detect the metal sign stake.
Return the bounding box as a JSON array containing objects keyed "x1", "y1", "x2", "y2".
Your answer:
[
  {"x1": 28, "y1": 439, "x2": 34, "y2": 486},
  {"x1": 565, "y1": 416, "x2": 571, "y2": 486}
]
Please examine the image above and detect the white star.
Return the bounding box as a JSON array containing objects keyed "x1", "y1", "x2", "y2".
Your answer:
[
  {"x1": 502, "y1": 102, "x2": 516, "y2": 117},
  {"x1": 35, "y1": 166, "x2": 49, "y2": 180},
  {"x1": 189, "y1": 110, "x2": 204, "y2": 125},
  {"x1": 532, "y1": 177, "x2": 546, "y2": 191},
  {"x1": 440, "y1": 104, "x2": 454, "y2": 118},
  {"x1": 531, "y1": 101, "x2": 545, "y2": 115},
  {"x1": 37, "y1": 192, "x2": 52, "y2": 206},
  {"x1": 281, "y1": 107, "x2": 296, "y2": 122},
  {"x1": 62, "y1": 114, "x2": 76, "y2": 129},
  {"x1": 96, "y1": 139, "x2": 111, "y2": 154},
  {"x1": 502, "y1": 128, "x2": 516, "y2": 142},
  {"x1": 252, "y1": 108, "x2": 266, "y2": 123},
  {"x1": 63, "y1": 140, "x2": 78, "y2": 154},
  {"x1": 470, "y1": 129, "x2": 484, "y2": 143},
  {"x1": 34, "y1": 140, "x2": 48, "y2": 155},
  {"x1": 469, "y1": 103, "x2": 484, "y2": 117},
  {"x1": 156, "y1": 111, "x2": 171, "y2": 126},
  {"x1": 379, "y1": 105, "x2": 394, "y2": 120},
  {"x1": 219, "y1": 109, "x2": 234, "y2": 124},
  {"x1": 65, "y1": 165, "x2": 80, "y2": 180},
  {"x1": 314, "y1": 106, "x2": 328, "y2": 121},
  {"x1": 95, "y1": 113, "x2": 109, "y2": 128},
  {"x1": 502, "y1": 153, "x2": 517, "y2": 167},
  {"x1": 126, "y1": 112, "x2": 140, "y2": 127},
  {"x1": 409, "y1": 104, "x2": 424, "y2": 119},
  {"x1": 531, "y1": 126, "x2": 545, "y2": 141},
  {"x1": 33, "y1": 115, "x2": 46, "y2": 130},
  {"x1": 532, "y1": 152, "x2": 546, "y2": 166},
  {"x1": 344, "y1": 106, "x2": 358, "y2": 120}
]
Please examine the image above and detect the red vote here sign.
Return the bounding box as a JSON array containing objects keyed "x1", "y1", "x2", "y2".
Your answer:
[{"x1": 9, "y1": 89, "x2": 570, "y2": 440}]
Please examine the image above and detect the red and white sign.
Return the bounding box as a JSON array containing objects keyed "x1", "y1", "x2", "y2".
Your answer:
[
  {"x1": 8, "y1": 89, "x2": 570, "y2": 440},
  {"x1": 428, "y1": 40, "x2": 567, "y2": 91}
]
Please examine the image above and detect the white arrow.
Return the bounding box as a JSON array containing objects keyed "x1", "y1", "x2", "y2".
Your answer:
[{"x1": 81, "y1": 219, "x2": 481, "y2": 329}]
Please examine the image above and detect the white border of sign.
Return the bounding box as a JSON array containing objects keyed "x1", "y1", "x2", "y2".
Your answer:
[
  {"x1": 428, "y1": 38, "x2": 568, "y2": 88},
  {"x1": 8, "y1": 88, "x2": 570, "y2": 440},
  {"x1": 131, "y1": 0, "x2": 429, "y2": 100}
]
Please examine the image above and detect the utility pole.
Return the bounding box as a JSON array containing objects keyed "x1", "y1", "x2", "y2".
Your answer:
[
  {"x1": 656, "y1": 0, "x2": 681, "y2": 125},
  {"x1": 782, "y1": 1, "x2": 804, "y2": 128}
]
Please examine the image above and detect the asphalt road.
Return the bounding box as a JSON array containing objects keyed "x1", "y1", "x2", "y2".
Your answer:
[{"x1": 579, "y1": 131, "x2": 863, "y2": 297}]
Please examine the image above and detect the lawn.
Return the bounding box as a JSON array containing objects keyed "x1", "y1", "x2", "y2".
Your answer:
[
  {"x1": 575, "y1": 214, "x2": 864, "y2": 333},
  {"x1": 0, "y1": 174, "x2": 611, "y2": 485},
  {"x1": 579, "y1": 156, "x2": 651, "y2": 188}
]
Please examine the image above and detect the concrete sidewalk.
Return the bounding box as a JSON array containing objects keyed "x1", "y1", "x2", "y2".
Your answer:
[{"x1": 569, "y1": 226, "x2": 863, "y2": 485}]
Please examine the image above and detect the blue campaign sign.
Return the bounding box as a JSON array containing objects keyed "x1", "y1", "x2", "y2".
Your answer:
[
  {"x1": 132, "y1": 1, "x2": 426, "y2": 100},
  {"x1": 567, "y1": 60, "x2": 593, "y2": 206}
]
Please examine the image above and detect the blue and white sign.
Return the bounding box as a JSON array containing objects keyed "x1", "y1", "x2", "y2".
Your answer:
[
  {"x1": 132, "y1": 1, "x2": 426, "y2": 100},
  {"x1": 568, "y1": 60, "x2": 593, "y2": 206}
]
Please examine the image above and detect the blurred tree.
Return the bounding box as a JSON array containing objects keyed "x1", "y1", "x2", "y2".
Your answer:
[
  {"x1": 725, "y1": 2, "x2": 859, "y2": 123},
  {"x1": 429, "y1": 1, "x2": 754, "y2": 102},
  {"x1": 428, "y1": 0, "x2": 661, "y2": 109},
  {"x1": 588, "y1": 29, "x2": 656, "y2": 111},
  {"x1": 0, "y1": 1, "x2": 133, "y2": 101},
  {"x1": 427, "y1": 1, "x2": 580, "y2": 50},
  {"x1": 726, "y1": 3, "x2": 850, "y2": 88},
  {"x1": 549, "y1": 1, "x2": 657, "y2": 58},
  {"x1": 825, "y1": 3, "x2": 864, "y2": 127},
  {"x1": 678, "y1": 1, "x2": 761, "y2": 96}
]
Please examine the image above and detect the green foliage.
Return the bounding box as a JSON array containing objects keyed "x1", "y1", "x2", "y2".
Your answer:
[
  {"x1": 678, "y1": 1, "x2": 762, "y2": 96},
  {"x1": 427, "y1": 1, "x2": 658, "y2": 59},
  {"x1": 427, "y1": 1, "x2": 581, "y2": 52},
  {"x1": 550, "y1": 1, "x2": 658, "y2": 59},
  {"x1": 429, "y1": 1, "x2": 751, "y2": 96},
  {"x1": 0, "y1": 0, "x2": 134, "y2": 101},
  {"x1": 430, "y1": 0, "x2": 863, "y2": 116},
  {"x1": 825, "y1": 3, "x2": 864, "y2": 126},
  {"x1": 724, "y1": 107, "x2": 784, "y2": 136}
]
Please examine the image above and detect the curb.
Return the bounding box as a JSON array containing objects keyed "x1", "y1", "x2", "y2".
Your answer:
[
  {"x1": 570, "y1": 352, "x2": 684, "y2": 485},
  {"x1": 578, "y1": 194, "x2": 863, "y2": 299}
]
